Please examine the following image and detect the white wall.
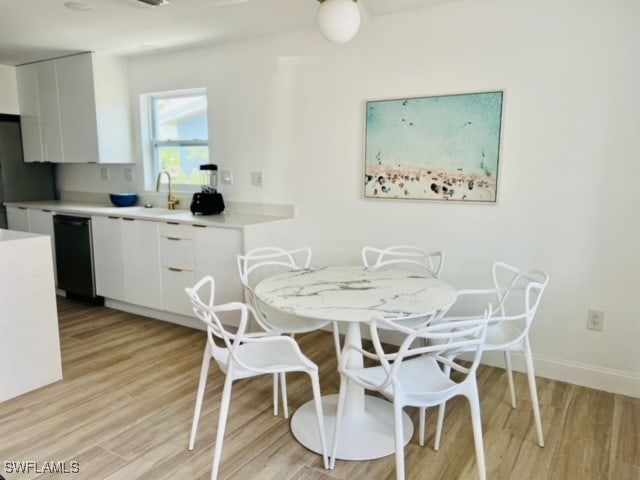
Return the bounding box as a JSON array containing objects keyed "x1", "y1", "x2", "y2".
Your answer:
[
  {"x1": 62, "y1": 0, "x2": 640, "y2": 396},
  {"x1": 0, "y1": 65, "x2": 19, "y2": 114}
]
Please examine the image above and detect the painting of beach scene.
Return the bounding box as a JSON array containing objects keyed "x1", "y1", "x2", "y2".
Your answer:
[{"x1": 364, "y1": 91, "x2": 503, "y2": 202}]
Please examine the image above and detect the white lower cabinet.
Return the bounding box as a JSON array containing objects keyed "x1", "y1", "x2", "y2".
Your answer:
[
  {"x1": 92, "y1": 215, "x2": 125, "y2": 300},
  {"x1": 91, "y1": 214, "x2": 249, "y2": 320},
  {"x1": 161, "y1": 267, "x2": 195, "y2": 316},
  {"x1": 158, "y1": 222, "x2": 243, "y2": 316},
  {"x1": 193, "y1": 225, "x2": 242, "y2": 305},
  {"x1": 159, "y1": 222, "x2": 195, "y2": 316},
  {"x1": 6, "y1": 206, "x2": 30, "y2": 232},
  {"x1": 6, "y1": 206, "x2": 58, "y2": 285},
  {"x1": 121, "y1": 218, "x2": 161, "y2": 309},
  {"x1": 92, "y1": 215, "x2": 161, "y2": 309},
  {"x1": 8, "y1": 205, "x2": 288, "y2": 326},
  {"x1": 28, "y1": 209, "x2": 58, "y2": 285}
]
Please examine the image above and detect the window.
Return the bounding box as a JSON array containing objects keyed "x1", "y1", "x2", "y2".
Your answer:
[{"x1": 149, "y1": 89, "x2": 209, "y2": 188}]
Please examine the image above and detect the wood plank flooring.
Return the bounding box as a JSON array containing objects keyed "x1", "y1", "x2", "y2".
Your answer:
[{"x1": 1, "y1": 297, "x2": 638, "y2": 479}]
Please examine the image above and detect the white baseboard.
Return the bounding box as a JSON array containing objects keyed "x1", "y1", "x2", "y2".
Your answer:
[
  {"x1": 478, "y1": 351, "x2": 640, "y2": 399},
  {"x1": 104, "y1": 299, "x2": 204, "y2": 331},
  {"x1": 331, "y1": 325, "x2": 640, "y2": 399}
]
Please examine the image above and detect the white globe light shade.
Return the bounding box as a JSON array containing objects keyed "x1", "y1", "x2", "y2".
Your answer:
[{"x1": 316, "y1": 0, "x2": 361, "y2": 44}]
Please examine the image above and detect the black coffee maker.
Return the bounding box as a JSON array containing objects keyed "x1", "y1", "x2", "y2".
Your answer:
[{"x1": 191, "y1": 164, "x2": 225, "y2": 215}]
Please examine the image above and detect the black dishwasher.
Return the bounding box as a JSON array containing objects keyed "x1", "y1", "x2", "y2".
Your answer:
[{"x1": 53, "y1": 214, "x2": 101, "y2": 301}]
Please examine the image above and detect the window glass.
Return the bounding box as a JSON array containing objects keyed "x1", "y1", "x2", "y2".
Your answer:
[{"x1": 150, "y1": 91, "x2": 209, "y2": 188}]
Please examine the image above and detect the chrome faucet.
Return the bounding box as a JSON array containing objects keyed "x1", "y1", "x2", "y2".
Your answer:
[{"x1": 156, "y1": 169, "x2": 179, "y2": 210}]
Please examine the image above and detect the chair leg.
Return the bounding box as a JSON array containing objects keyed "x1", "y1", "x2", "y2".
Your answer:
[
  {"x1": 309, "y1": 369, "x2": 329, "y2": 469},
  {"x1": 419, "y1": 407, "x2": 426, "y2": 447},
  {"x1": 504, "y1": 350, "x2": 517, "y2": 408},
  {"x1": 468, "y1": 385, "x2": 487, "y2": 480},
  {"x1": 272, "y1": 373, "x2": 279, "y2": 416},
  {"x1": 211, "y1": 373, "x2": 234, "y2": 480},
  {"x1": 332, "y1": 321, "x2": 341, "y2": 360},
  {"x1": 329, "y1": 376, "x2": 348, "y2": 469},
  {"x1": 523, "y1": 339, "x2": 544, "y2": 447},
  {"x1": 434, "y1": 362, "x2": 451, "y2": 451},
  {"x1": 393, "y1": 402, "x2": 406, "y2": 480},
  {"x1": 280, "y1": 371, "x2": 289, "y2": 419},
  {"x1": 189, "y1": 341, "x2": 211, "y2": 450},
  {"x1": 434, "y1": 403, "x2": 445, "y2": 450}
]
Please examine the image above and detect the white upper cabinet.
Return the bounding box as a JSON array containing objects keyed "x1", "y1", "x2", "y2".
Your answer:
[
  {"x1": 37, "y1": 60, "x2": 64, "y2": 163},
  {"x1": 55, "y1": 53, "x2": 100, "y2": 164},
  {"x1": 16, "y1": 52, "x2": 133, "y2": 164},
  {"x1": 16, "y1": 63, "x2": 45, "y2": 163}
]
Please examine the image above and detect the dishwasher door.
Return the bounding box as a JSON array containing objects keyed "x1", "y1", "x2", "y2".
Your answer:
[{"x1": 53, "y1": 214, "x2": 97, "y2": 298}]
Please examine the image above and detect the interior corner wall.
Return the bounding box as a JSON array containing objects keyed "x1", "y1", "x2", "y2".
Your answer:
[{"x1": 92, "y1": 0, "x2": 639, "y2": 396}]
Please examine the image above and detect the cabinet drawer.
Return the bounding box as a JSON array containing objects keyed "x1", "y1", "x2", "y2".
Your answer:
[
  {"x1": 161, "y1": 267, "x2": 195, "y2": 316},
  {"x1": 159, "y1": 221, "x2": 193, "y2": 239},
  {"x1": 159, "y1": 236, "x2": 193, "y2": 270}
]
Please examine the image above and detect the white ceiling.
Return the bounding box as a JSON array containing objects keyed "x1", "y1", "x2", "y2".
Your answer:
[{"x1": 0, "y1": 0, "x2": 458, "y2": 66}]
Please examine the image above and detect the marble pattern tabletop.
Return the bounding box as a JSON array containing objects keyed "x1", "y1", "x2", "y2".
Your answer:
[{"x1": 254, "y1": 265, "x2": 457, "y2": 323}]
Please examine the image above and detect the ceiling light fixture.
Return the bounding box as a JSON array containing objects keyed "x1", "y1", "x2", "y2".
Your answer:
[
  {"x1": 316, "y1": 0, "x2": 360, "y2": 44},
  {"x1": 63, "y1": 1, "x2": 95, "y2": 11},
  {"x1": 136, "y1": 0, "x2": 170, "y2": 6}
]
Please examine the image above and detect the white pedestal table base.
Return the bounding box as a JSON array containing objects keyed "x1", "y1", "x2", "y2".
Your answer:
[{"x1": 290, "y1": 393, "x2": 414, "y2": 461}]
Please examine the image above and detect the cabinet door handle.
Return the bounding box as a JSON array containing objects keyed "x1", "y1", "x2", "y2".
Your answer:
[
  {"x1": 167, "y1": 237, "x2": 181, "y2": 241},
  {"x1": 168, "y1": 267, "x2": 183, "y2": 272},
  {"x1": 166, "y1": 221, "x2": 180, "y2": 225},
  {"x1": 108, "y1": 216, "x2": 120, "y2": 219},
  {"x1": 42, "y1": 209, "x2": 52, "y2": 212},
  {"x1": 18, "y1": 207, "x2": 27, "y2": 210},
  {"x1": 122, "y1": 217, "x2": 135, "y2": 221},
  {"x1": 193, "y1": 224, "x2": 207, "y2": 228}
]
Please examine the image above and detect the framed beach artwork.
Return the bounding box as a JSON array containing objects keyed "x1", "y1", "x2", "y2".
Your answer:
[{"x1": 364, "y1": 91, "x2": 504, "y2": 202}]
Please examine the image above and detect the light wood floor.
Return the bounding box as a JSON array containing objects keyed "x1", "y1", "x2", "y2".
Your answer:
[{"x1": 1, "y1": 297, "x2": 638, "y2": 480}]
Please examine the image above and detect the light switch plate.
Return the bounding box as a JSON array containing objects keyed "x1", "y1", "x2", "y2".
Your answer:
[
  {"x1": 124, "y1": 167, "x2": 134, "y2": 182},
  {"x1": 250, "y1": 171, "x2": 263, "y2": 187}
]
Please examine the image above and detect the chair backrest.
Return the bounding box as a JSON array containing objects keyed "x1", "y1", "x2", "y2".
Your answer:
[
  {"x1": 185, "y1": 275, "x2": 258, "y2": 371},
  {"x1": 490, "y1": 261, "x2": 549, "y2": 335},
  {"x1": 238, "y1": 247, "x2": 311, "y2": 287},
  {"x1": 361, "y1": 245, "x2": 444, "y2": 278},
  {"x1": 237, "y1": 246, "x2": 311, "y2": 312},
  {"x1": 339, "y1": 308, "x2": 491, "y2": 394}
]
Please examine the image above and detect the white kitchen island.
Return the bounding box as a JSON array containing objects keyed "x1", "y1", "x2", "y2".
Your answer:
[{"x1": 0, "y1": 229, "x2": 62, "y2": 403}]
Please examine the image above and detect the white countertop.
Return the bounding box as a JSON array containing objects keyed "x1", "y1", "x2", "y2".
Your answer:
[
  {"x1": 4, "y1": 200, "x2": 292, "y2": 229},
  {"x1": 0, "y1": 228, "x2": 42, "y2": 242}
]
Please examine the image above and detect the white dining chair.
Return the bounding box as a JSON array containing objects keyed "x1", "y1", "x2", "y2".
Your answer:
[
  {"x1": 432, "y1": 261, "x2": 549, "y2": 448},
  {"x1": 362, "y1": 245, "x2": 448, "y2": 330},
  {"x1": 330, "y1": 310, "x2": 491, "y2": 480},
  {"x1": 237, "y1": 246, "x2": 342, "y2": 417},
  {"x1": 185, "y1": 275, "x2": 329, "y2": 480},
  {"x1": 361, "y1": 245, "x2": 444, "y2": 278}
]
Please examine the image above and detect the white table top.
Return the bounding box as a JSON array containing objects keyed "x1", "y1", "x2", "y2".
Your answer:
[{"x1": 254, "y1": 265, "x2": 457, "y2": 323}]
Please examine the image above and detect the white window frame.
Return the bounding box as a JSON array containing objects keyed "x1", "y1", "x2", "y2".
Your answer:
[{"x1": 141, "y1": 87, "x2": 209, "y2": 192}]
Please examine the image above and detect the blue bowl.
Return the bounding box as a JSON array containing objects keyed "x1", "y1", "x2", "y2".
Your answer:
[{"x1": 109, "y1": 193, "x2": 138, "y2": 207}]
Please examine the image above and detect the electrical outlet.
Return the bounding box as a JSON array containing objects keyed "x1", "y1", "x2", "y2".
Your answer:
[
  {"x1": 100, "y1": 167, "x2": 110, "y2": 181},
  {"x1": 251, "y1": 170, "x2": 263, "y2": 187},
  {"x1": 220, "y1": 169, "x2": 233, "y2": 185},
  {"x1": 587, "y1": 309, "x2": 604, "y2": 331},
  {"x1": 124, "y1": 167, "x2": 134, "y2": 182}
]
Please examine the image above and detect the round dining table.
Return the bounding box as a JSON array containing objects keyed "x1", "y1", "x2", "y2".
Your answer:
[{"x1": 254, "y1": 265, "x2": 457, "y2": 461}]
